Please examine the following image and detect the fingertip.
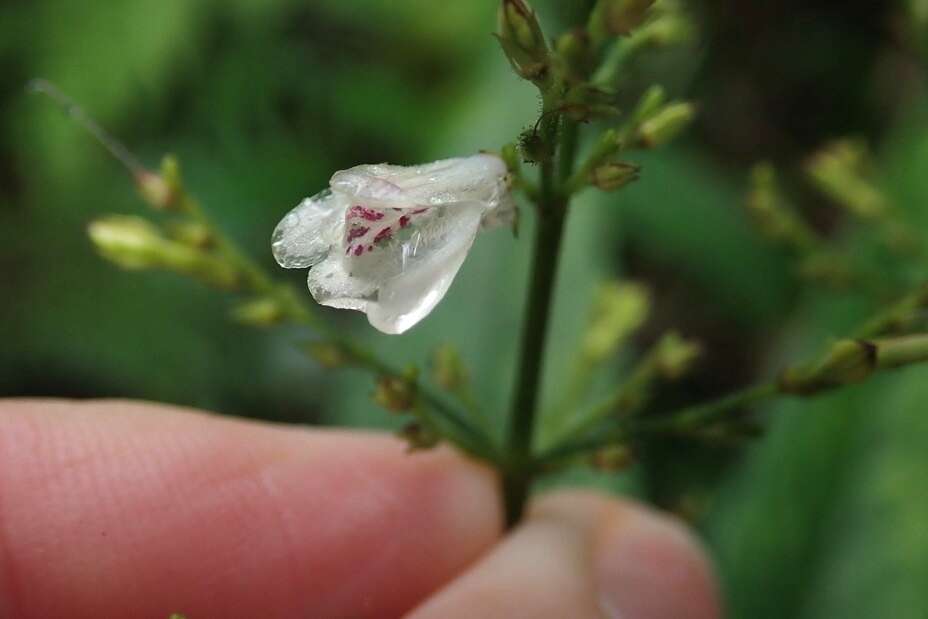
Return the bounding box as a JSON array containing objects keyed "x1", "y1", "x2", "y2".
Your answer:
[
  {"x1": 0, "y1": 398, "x2": 503, "y2": 618},
  {"x1": 408, "y1": 488, "x2": 721, "y2": 619},
  {"x1": 592, "y1": 499, "x2": 722, "y2": 619}
]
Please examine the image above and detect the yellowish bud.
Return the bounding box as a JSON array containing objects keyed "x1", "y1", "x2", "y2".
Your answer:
[
  {"x1": 231, "y1": 297, "x2": 285, "y2": 327},
  {"x1": 496, "y1": 0, "x2": 550, "y2": 84},
  {"x1": 653, "y1": 332, "x2": 701, "y2": 380},
  {"x1": 637, "y1": 102, "x2": 696, "y2": 148},
  {"x1": 373, "y1": 374, "x2": 418, "y2": 413},
  {"x1": 87, "y1": 215, "x2": 238, "y2": 289},
  {"x1": 583, "y1": 282, "x2": 651, "y2": 363},
  {"x1": 590, "y1": 161, "x2": 640, "y2": 191},
  {"x1": 590, "y1": 0, "x2": 656, "y2": 41}
]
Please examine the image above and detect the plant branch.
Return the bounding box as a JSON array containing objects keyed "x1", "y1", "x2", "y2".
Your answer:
[
  {"x1": 538, "y1": 331, "x2": 928, "y2": 468},
  {"x1": 503, "y1": 114, "x2": 574, "y2": 525}
]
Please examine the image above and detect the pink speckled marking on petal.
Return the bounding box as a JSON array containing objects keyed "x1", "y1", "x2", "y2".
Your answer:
[
  {"x1": 348, "y1": 205, "x2": 385, "y2": 221},
  {"x1": 374, "y1": 227, "x2": 393, "y2": 243},
  {"x1": 347, "y1": 226, "x2": 369, "y2": 242}
]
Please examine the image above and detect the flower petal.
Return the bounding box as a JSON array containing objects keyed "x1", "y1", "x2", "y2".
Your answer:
[
  {"x1": 271, "y1": 189, "x2": 347, "y2": 269},
  {"x1": 329, "y1": 154, "x2": 509, "y2": 210},
  {"x1": 307, "y1": 203, "x2": 485, "y2": 334}
]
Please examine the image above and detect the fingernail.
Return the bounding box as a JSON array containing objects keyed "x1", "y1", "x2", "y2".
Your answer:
[{"x1": 595, "y1": 510, "x2": 721, "y2": 619}]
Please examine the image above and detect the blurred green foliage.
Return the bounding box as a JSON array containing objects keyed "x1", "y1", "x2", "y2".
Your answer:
[{"x1": 2, "y1": 1, "x2": 928, "y2": 617}]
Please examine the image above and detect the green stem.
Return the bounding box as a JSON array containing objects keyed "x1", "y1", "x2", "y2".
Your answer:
[
  {"x1": 559, "y1": 121, "x2": 580, "y2": 184},
  {"x1": 637, "y1": 382, "x2": 779, "y2": 434},
  {"x1": 342, "y1": 339, "x2": 498, "y2": 462},
  {"x1": 536, "y1": 381, "x2": 779, "y2": 467},
  {"x1": 503, "y1": 119, "x2": 571, "y2": 523},
  {"x1": 543, "y1": 353, "x2": 655, "y2": 451}
]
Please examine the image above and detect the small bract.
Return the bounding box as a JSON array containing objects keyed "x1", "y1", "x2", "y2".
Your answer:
[{"x1": 272, "y1": 154, "x2": 513, "y2": 334}]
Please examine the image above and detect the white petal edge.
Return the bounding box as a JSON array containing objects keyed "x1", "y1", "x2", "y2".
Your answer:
[
  {"x1": 271, "y1": 189, "x2": 347, "y2": 269},
  {"x1": 329, "y1": 154, "x2": 509, "y2": 210}
]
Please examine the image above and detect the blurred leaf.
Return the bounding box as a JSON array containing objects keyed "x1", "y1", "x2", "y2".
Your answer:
[
  {"x1": 26, "y1": 0, "x2": 207, "y2": 180},
  {"x1": 796, "y1": 372, "x2": 928, "y2": 619},
  {"x1": 613, "y1": 147, "x2": 794, "y2": 326}
]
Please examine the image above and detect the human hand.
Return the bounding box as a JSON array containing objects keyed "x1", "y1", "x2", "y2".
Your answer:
[{"x1": 0, "y1": 399, "x2": 720, "y2": 618}]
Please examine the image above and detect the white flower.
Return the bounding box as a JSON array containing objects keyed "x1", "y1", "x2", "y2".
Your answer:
[{"x1": 272, "y1": 154, "x2": 514, "y2": 334}]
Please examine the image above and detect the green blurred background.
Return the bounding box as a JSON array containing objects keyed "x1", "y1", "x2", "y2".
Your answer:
[{"x1": 3, "y1": 1, "x2": 928, "y2": 616}]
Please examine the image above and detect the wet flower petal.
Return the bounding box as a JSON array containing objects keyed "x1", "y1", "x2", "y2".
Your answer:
[
  {"x1": 271, "y1": 189, "x2": 347, "y2": 269},
  {"x1": 273, "y1": 154, "x2": 512, "y2": 334},
  {"x1": 330, "y1": 154, "x2": 510, "y2": 209}
]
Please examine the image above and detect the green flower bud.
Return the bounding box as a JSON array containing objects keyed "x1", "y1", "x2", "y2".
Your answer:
[
  {"x1": 745, "y1": 163, "x2": 819, "y2": 253},
  {"x1": 398, "y1": 422, "x2": 441, "y2": 451},
  {"x1": 305, "y1": 341, "x2": 356, "y2": 369},
  {"x1": 637, "y1": 101, "x2": 696, "y2": 148},
  {"x1": 590, "y1": 0, "x2": 656, "y2": 42},
  {"x1": 167, "y1": 221, "x2": 213, "y2": 249},
  {"x1": 592, "y1": 445, "x2": 635, "y2": 471},
  {"x1": 653, "y1": 332, "x2": 701, "y2": 380},
  {"x1": 231, "y1": 297, "x2": 285, "y2": 327},
  {"x1": 630, "y1": 85, "x2": 667, "y2": 125},
  {"x1": 87, "y1": 216, "x2": 166, "y2": 269},
  {"x1": 431, "y1": 344, "x2": 468, "y2": 392},
  {"x1": 500, "y1": 143, "x2": 521, "y2": 174},
  {"x1": 556, "y1": 28, "x2": 594, "y2": 80},
  {"x1": 87, "y1": 215, "x2": 239, "y2": 289},
  {"x1": 640, "y1": 0, "x2": 693, "y2": 47},
  {"x1": 135, "y1": 170, "x2": 174, "y2": 210},
  {"x1": 373, "y1": 374, "x2": 418, "y2": 413},
  {"x1": 805, "y1": 139, "x2": 888, "y2": 219},
  {"x1": 160, "y1": 154, "x2": 182, "y2": 194},
  {"x1": 134, "y1": 156, "x2": 184, "y2": 211},
  {"x1": 496, "y1": 0, "x2": 550, "y2": 84},
  {"x1": 589, "y1": 161, "x2": 640, "y2": 191},
  {"x1": 583, "y1": 281, "x2": 651, "y2": 363}
]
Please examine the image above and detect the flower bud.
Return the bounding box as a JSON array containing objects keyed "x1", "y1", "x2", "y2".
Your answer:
[
  {"x1": 589, "y1": 0, "x2": 656, "y2": 42},
  {"x1": 592, "y1": 445, "x2": 635, "y2": 471},
  {"x1": 87, "y1": 216, "x2": 166, "y2": 269},
  {"x1": 373, "y1": 374, "x2": 418, "y2": 412},
  {"x1": 590, "y1": 161, "x2": 640, "y2": 191},
  {"x1": 637, "y1": 101, "x2": 696, "y2": 148},
  {"x1": 231, "y1": 297, "x2": 285, "y2": 327},
  {"x1": 167, "y1": 221, "x2": 213, "y2": 249},
  {"x1": 305, "y1": 341, "x2": 356, "y2": 369},
  {"x1": 135, "y1": 170, "x2": 174, "y2": 210},
  {"x1": 805, "y1": 139, "x2": 888, "y2": 219},
  {"x1": 500, "y1": 143, "x2": 521, "y2": 174},
  {"x1": 88, "y1": 215, "x2": 239, "y2": 289},
  {"x1": 431, "y1": 344, "x2": 468, "y2": 392},
  {"x1": 496, "y1": 0, "x2": 550, "y2": 84},
  {"x1": 134, "y1": 155, "x2": 184, "y2": 211},
  {"x1": 653, "y1": 331, "x2": 701, "y2": 380},
  {"x1": 629, "y1": 85, "x2": 666, "y2": 126},
  {"x1": 641, "y1": 1, "x2": 693, "y2": 47},
  {"x1": 745, "y1": 163, "x2": 819, "y2": 253},
  {"x1": 583, "y1": 281, "x2": 650, "y2": 363},
  {"x1": 556, "y1": 28, "x2": 594, "y2": 79},
  {"x1": 398, "y1": 422, "x2": 440, "y2": 451}
]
